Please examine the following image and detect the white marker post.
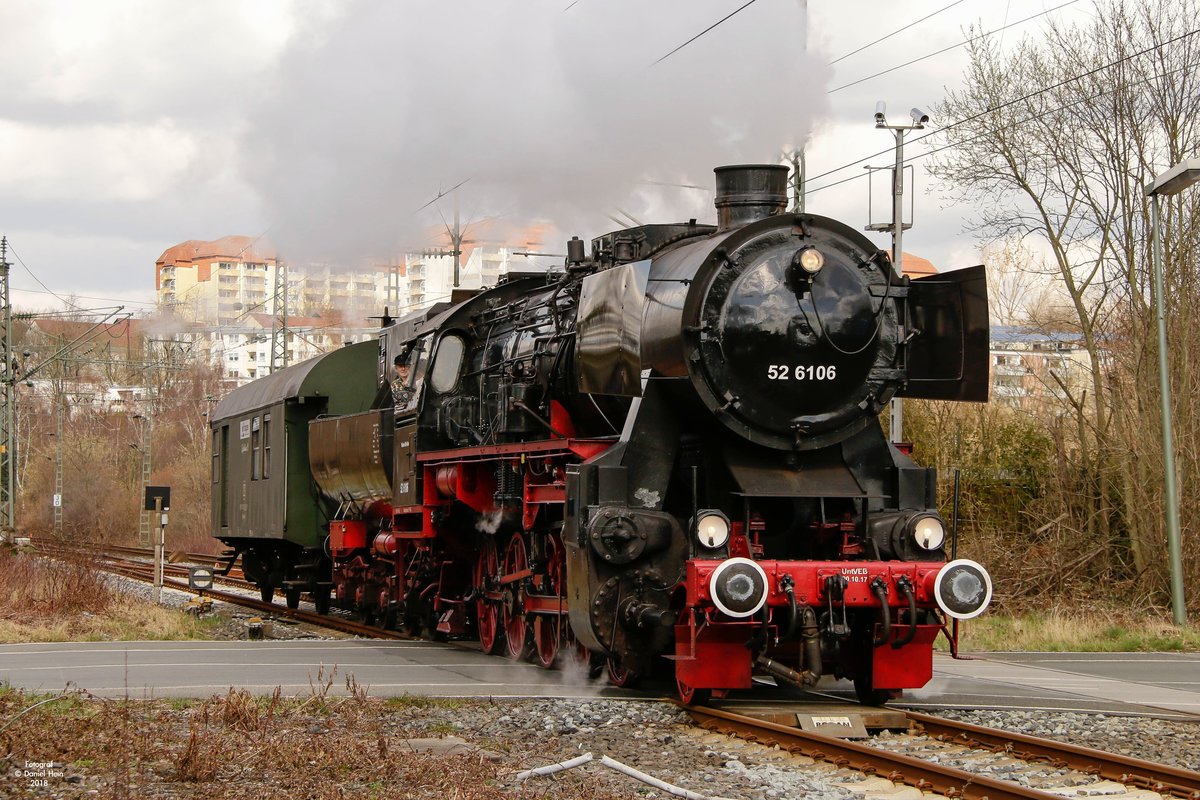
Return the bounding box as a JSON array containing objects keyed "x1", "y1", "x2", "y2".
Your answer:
[
  {"x1": 153, "y1": 496, "x2": 163, "y2": 604},
  {"x1": 145, "y1": 486, "x2": 171, "y2": 605}
]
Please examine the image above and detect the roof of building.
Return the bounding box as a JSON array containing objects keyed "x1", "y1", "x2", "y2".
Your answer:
[
  {"x1": 991, "y1": 324, "x2": 1083, "y2": 346},
  {"x1": 247, "y1": 312, "x2": 334, "y2": 330},
  {"x1": 888, "y1": 251, "x2": 938, "y2": 278},
  {"x1": 156, "y1": 235, "x2": 277, "y2": 268},
  {"x1": 28, "y1": 317, "x2": 149, "y2": 342}
]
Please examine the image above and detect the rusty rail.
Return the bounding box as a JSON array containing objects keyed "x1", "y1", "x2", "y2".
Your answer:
[
  {"x1": 32, "y1": 540, "x2": 411, "y2": 642},
  {"x1": 908, "y1": 711, "x2": 1200, "y2": 799},
  {"x1": 685, "y1": 704, "x2": 1078, "y2": 800}
]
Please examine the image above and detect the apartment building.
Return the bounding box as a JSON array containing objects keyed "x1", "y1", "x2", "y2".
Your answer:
[
  {"x1": 154, "y1": 232, "x2": 551, "y2": 383},
  {"x1": 989, "y1": 325, "x2": 1091, "y2": 409},
  {"x1": 156, "y1": 236, "x2": 277, "y2": 325}
]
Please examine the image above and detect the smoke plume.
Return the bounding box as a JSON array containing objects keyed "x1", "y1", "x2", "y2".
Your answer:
[{"x1": 238, "y1": 0, "x2": 826, "y2": 263}]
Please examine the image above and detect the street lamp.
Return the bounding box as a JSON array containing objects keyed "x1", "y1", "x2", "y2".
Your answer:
[
  {"x1": 1145, "y1": 156, "x2": 1200, "y2": 626},
  {"x1": 869, "y1": 102, "x2": 929, "y2": 444}
]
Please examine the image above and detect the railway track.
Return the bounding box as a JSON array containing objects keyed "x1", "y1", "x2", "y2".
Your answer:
[
  {"x1": 908, "y1": 710, "x2": 1200, "y2": 799},
  {"x1": 685, "y1": 704, "x2": 1200, "y2": 800},
  {"x1": 26, "y1": 535, "x2": 1200, "y2": 797},
  {"x1": 28, "y1": 538, "x2": 411, "y2": 642}
]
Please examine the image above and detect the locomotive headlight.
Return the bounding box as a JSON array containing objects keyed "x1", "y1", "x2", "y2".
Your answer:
[
  {"x1": 910, "y1": 514, "x2": 946, "y2": 551},
  {"x1": 709, "y1": 557, "x2": 769, "y2": 618},
  {"x1": 693, "y1": 510, "x2": 730, "y2": 549},
  {"x1": 798, "y1": 247, "x2": 825, "y2": 274},
  {"x1": 933, "y1": 559, "x2": 993, "y2": 620}
]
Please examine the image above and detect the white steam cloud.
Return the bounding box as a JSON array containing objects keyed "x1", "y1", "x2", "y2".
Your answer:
[
  {"x1": 475, "y1": 509, "x2": 508, "y2": 535},
  {"x1": 239, "y1": 0, "x2": 826, "y2": 263}
]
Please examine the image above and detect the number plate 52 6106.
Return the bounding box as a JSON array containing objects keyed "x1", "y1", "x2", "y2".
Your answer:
[{"x1": 767, "y1": 365, "x2": 837, "y2": 380}]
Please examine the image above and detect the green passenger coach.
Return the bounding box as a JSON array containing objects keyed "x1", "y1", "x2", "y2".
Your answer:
[{"x1": 210, "y1": 340, "x2": 380, "y2": 608}]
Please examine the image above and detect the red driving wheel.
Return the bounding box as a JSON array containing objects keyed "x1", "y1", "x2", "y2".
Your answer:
[
  {"x1": 474, "y1": 536, "x2": 504, "y2": 655},
  {"x1": 531, "y1": 534, "x2": 564, "y2": 668},
  {"x1": 502, "y1": 533, "x2": 531, "y2": 660}
]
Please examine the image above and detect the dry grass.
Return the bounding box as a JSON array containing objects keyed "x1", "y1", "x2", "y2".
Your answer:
[
  {"x1": 0, "y1": 549, "x2": 114, "y2": 615},
  {"x1": 958, "y1": 607, "x2": 1200, "y2": 652},
  {"x1": 0, "y1": 685, "x2": 635, "y2": 800},
  {"x1": 0, "y1": 549, "x2": 217, "y2": 643}
]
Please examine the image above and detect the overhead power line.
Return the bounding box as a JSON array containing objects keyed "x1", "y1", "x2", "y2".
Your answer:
[
  {"x1": 652, "y1": 0, "x2": 761, "y2": 66},
  {"x1": 5, "y1": 243, "x2": 81, "y2": 311},
  {"x1": 415, "y1": 178, "x2": 471, "y2": 213},
  {"x1": 805, "y1": 26, "x2": 1200, "y2": 191},
  {"x1": 828, "y1": 0, "x2": 1080, "y2": 94},
  {"x1": 804, "y1": 56, "x2": 1200, "y2": 198},
  {"x1": 829, "y1": 0, "x2": 968, "y2": 65},
  {"x1": 12, "y1": 286, "x2": 157, "y2": 307}
]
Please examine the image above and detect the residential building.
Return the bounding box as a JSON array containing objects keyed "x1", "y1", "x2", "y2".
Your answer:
[
  {"x1": 156, "y1": 236, "x2": 278, "y2": 325},
  {"x1": 989, "y1": 325, "x2": 1091, "y2": 410},
  {"x1": 154, "y1": 227, "x2": 556, "y2": 383}
]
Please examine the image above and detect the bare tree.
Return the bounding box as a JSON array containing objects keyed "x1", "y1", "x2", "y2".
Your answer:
[
  {"x1": 982, "y1": 237, "x2": 1059, "y2": 326},
  {"x1": 929, "y1": 0, "x2": 1200, "y2": 606}
]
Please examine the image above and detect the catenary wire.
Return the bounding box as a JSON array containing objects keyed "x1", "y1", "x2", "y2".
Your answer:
[
  {"x1": 804, "y1": 57, "x2": 1200, "y2": 197},
  {"x1": 829, "y1": 0, "x2": 969, "y2": 65},
  {"x1": 805, "y1": 26, "x2": 1200, "y2": 189},
  {"x1": 828, "y1": 0, "x2": 1080, "y2": 93},
  {"x1": 5, "y1": 243, "x2": 82, "y2": 311},
  {"x1": 651, "y1": 0, "x2": 760, "y2": 66},
  {"x1": 11, "y1": 286, "x2": 156, "y2": 307}
]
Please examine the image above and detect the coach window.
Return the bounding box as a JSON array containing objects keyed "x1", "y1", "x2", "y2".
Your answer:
[
  {"x1": 430, "y1": 334, "x2": 465, "y2": 394},
  {"x1": 262, "y1": 413, "x2": 271, "y2": 479},
  {"x1": 251, "y1": 416, "x2": 262, "y2": 480},
  {"x1": 211, "y1": 430, "x2": 220, "y2": 485},
  {"x1": 219, "y1": 425, "x2": 230, "y2": 528}
]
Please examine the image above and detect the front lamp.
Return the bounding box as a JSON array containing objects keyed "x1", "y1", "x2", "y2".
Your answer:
[
  {"x1": 694, "y1": 510, "x2": 730, "y2": 549},
  {"x1": 910, "y1": 514, "x2": 946, "y2": 551},
  {"x1": 798, "y1": 247, "x2": 825, "y2": 274}
]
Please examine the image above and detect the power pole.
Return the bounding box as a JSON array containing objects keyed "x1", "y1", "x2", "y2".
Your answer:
[
  {"x1": 136, "y1": 411, "x2": 153, "y2": 547},
  {"x1": 270, "y1": 259, "x2": 289, "y2": 373},
  {"x1": 454, "y1": 195, "x2": 461, "y2": 288},
  {"x1": 379, "y1": 258, "x2": 404, "y2": 308},
  {"x1": 415, "y1": 178, "x2": 472, "y2": 291},
  {"x1": 0, "y1": 237, "x2": 13, "y2": 538},
  {"x1": 790, "y1": 148, "x2": 806, "y2": 213},
  {"x1": 53, "y1": 395, "x2": 63, "y2": 535},
  {"x1": 421, "y1": 209, "x2": 466, "y2": 289},
  {"x1": 866, "y1": 103, "x2": 928, "y2": 445}
]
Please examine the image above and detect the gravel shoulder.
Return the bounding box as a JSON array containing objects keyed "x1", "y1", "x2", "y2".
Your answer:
[{"x1": 4, "y1": 688, "x2": 1199, "y2": 800}]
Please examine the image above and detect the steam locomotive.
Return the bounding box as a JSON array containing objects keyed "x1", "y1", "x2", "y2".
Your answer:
[{"x1": 210, "y1": 164, "x2": 992, "y2": 703}]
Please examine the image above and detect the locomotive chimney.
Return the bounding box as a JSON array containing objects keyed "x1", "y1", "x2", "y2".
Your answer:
[{"x1": 713, "y1": 164, "x2": 790, "y2": 231}]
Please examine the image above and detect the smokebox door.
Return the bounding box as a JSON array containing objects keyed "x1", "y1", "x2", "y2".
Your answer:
[{"x1": 899, "y1": 264, "x2": 989, "y2": 402}]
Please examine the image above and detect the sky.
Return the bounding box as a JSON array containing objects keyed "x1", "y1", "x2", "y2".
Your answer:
[{"x1": 0, "y1": 0, "x2": 1099, "y2": 314}]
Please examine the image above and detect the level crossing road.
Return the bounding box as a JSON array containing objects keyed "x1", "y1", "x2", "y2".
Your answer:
[{"x1": 1, "y1": 641, "x2": 1197, "y2": 717}]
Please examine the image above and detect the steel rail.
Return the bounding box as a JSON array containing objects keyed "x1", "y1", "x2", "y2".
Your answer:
[
  {"x1": 32, "y1": 541, "x2": 410, "y2": 642},
  {"x1": 907, "y1": 711, "x2": 1200, "y2": 799},
  {"x1": 32, "y1": 541, "x2": 249, "y2": 589},
  {"x1": 27, "y1": 536, "x2": 226, "y2": 565},
  {"x1": 101, "y1": 559, "x2": 412, "y2": 640},
  {"x1": 684, "y1": 705, "x2": 1068, "y2": 800}
]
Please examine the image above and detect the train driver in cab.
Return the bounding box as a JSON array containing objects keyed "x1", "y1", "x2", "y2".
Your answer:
[{"x1": 392, "y1": 355, "x2": 415, "y2": 410}]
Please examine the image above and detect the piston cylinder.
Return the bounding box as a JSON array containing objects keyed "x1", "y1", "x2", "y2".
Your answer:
[{"x1": 373, "y1": 532, "x2": 400, "y2": 556}]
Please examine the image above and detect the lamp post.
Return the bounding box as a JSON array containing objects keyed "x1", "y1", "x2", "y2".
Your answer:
[
  {"x1": 1145, "y1": 156, "x2": 1200, "y2": 627},
  {"x1": 867, "y1": 102, "x2": 930, "y2": 444}
]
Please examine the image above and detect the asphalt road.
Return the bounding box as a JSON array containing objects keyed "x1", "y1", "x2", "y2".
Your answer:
[{"x1": 2, "y1": 640, "x2": 1198, "y2": 718}]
